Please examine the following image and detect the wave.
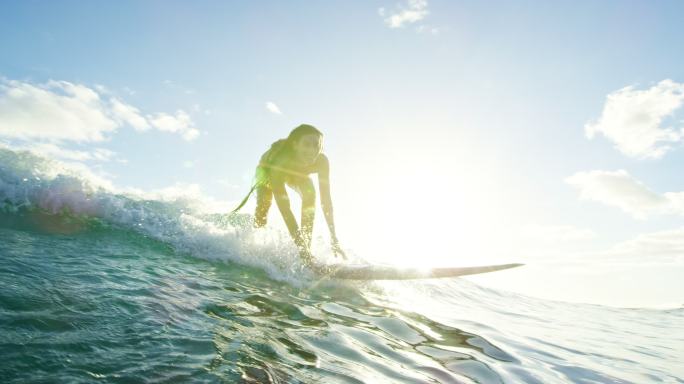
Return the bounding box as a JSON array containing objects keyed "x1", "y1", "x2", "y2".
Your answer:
[
  {"x1": 0, "y1": 146, "x2": 327, "y2": 285},
  {"x1": 3, "y1": 146, "x2": 681, "y2": 314}
]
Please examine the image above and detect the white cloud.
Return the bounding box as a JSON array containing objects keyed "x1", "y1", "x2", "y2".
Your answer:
[
  {"x1": 381, "y1": 0, "x2": 429, "y2": 29},
  {"x1": 604, "y1": 228, "x2": 684, "y2": 266},
  {"x1": 215, "y1": 178, "x2": 241, "y2": 190},
  {"x1": 565, "y1": 169, "x2": 684, "y2": 218},
  {"x1": 91, "y1": 148, "x2": 116, "y2": 161},
  {"x1": 191, "y1": 104, "x2": 211, "y2": 116},
  {"x1": 162, "y1": 79, "x2": 195, "y2": 95},
  {"x1": 416, "y1": 25, "x2": 439, "y2": 35},
  {"x1": 0, "y1": 79, "x2": 200, "y2": 143},
  {"x1": 25, "y1": 143, "x2": 115, "y2": 162},
  {"x1": 520, "y1": 224, "x2": 596, "y2": 243},
  {"x1": 265, "y1": 101, "x2": 282, "y2": 115},
  {"x1": 565, "y1": 227, "x2": 684, "y2": 267},
  {"x1": 110, "y1": 98, "x2": 150, "y2": 131},
  {"x1": 0, "y1": 79, "x2": 117, "y2": 142},
  {"x1": 148, "y1": 110, "x2": 199, "y2": 141},
  {"x1": 585, "y1": 79, "x2": 684, "y2": 159}
]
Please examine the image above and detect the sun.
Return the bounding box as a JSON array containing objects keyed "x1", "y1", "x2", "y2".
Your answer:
[{"x1": 335, "y1": 154, "x2": 508, "y2": 268}]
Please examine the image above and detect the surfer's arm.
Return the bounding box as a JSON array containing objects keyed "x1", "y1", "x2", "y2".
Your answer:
[{"x1": 318, "y1": 155, "x2": 345, "y2": 258}]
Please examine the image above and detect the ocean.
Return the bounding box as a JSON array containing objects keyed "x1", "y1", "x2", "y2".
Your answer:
[{"x1": 1, "y1": 147, "x2": 682, "y2": 383}]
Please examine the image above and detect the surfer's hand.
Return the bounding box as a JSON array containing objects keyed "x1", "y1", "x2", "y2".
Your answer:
[{"x1": 331, "y1": 240, "x2": 347, "y2": 260}]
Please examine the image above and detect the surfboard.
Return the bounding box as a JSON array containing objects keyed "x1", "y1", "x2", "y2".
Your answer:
[{"x1": 312, "y1": 263, "x2": 524, "y2": 280}]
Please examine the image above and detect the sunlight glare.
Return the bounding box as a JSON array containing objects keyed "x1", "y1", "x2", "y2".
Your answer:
[{"x1": 338, "y1": 152, "x2": 515, "y2": 268}]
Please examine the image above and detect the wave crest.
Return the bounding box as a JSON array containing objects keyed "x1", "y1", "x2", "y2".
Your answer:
[{"x1": 0, "y1": 146, "x2": 314, "y2": 284}]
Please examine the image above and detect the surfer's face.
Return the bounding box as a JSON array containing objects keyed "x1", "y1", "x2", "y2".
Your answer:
[{"x1": 292, "y1": 134, "x2": 322, "y2": 165}]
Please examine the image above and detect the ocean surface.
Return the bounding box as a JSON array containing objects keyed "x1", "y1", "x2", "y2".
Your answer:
[{"x1": 1, "y1": 147, "x2": 683, "y2": 383}]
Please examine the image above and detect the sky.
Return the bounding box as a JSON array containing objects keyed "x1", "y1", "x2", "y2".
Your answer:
[{"x1": 1, "y1": 0, "x2": 684, "y2": 308}]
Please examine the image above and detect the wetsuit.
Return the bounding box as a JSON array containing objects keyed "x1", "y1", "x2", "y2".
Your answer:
[{"x1": 254, "y1": 141, "x2": 324, "y2": 246}]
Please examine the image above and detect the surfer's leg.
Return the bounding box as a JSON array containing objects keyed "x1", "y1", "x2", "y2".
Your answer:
[
  {"x1": 291, "y1": 177, "x2": 316, "y2": 247},
  {"x1": 254, "y1": 185, "x2": 272, "y2": 228}
]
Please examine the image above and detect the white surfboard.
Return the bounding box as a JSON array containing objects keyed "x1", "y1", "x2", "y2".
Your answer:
[{"x1": 312, "y1": 263, "x2": 523, "y2": 280}]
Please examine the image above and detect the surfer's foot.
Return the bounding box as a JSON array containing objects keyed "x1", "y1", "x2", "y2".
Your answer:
[
  {"x1": 298, "y1": 247, "x2": 314, "y2": 266},
  {"x1": 308, "y1": 262, "x2": 333, "y2": 275}
]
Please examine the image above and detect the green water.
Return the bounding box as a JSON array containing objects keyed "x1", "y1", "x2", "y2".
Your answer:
[
  {"x1": 2, "y1": 221, "x2": 682, "y2": 383},
  {"x1": 0, "y1": 225, "x2": 502, "y2": 383}
]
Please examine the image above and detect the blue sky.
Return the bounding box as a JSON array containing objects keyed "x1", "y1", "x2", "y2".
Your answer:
[{"x1": 2, "y1": 0, "x2": 684, "y2": 307}]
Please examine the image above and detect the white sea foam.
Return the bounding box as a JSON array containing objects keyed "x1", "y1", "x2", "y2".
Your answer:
[{"x1": 0, "y1": 146, "x2": 327, "y2": 285}]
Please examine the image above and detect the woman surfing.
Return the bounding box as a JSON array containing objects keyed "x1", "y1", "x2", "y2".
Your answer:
[{"x1": 232, "y1": 124, "x2": 346, "y2": 264}]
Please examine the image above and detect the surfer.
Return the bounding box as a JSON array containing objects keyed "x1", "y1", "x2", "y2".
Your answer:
[{"x1": 232, "y1": 124, "x2": 346, "y2": 264}]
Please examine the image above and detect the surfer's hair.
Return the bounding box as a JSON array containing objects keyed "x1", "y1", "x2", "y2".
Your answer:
[
  {"x1": 285, "y1": 124, "x2": 323, "y2": 145},
  {"x1": 265, "y1": 124, "x2": 323, "y2": 161}
]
